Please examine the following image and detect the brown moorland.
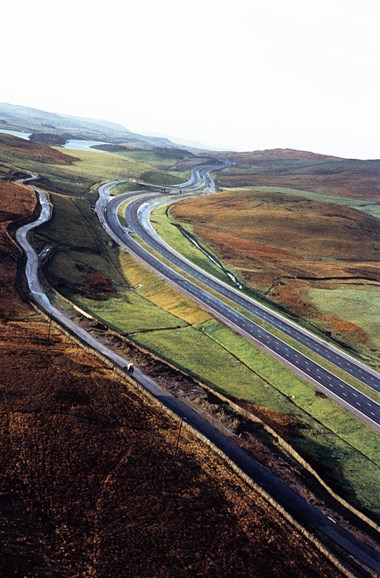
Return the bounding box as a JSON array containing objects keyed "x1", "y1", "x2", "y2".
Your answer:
[
  {"x1": 217, "y1": 149, "x2": 380, "y2": 200},
  {"x1": 171, "y1": 188, "x2": 380, "y2": 354},
  {"x1": 0, "y1": 185, "x2": 344, "y2": 575},
  {"x1": 0, "y1": 133, "x2": 78, "y2": 167}
]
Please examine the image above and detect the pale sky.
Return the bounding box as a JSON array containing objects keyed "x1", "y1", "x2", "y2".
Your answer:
[{"x1": 2, "y1": 0, "x2": 379, "y2": 158}]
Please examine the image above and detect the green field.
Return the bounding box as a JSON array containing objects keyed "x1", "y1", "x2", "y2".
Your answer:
[
  {"x1": 236, "y1": 185, "x2": 380, "y2": 218},
  {"x1": 309, "y1": 285, "x2": 380, "y2": 349},
  {"x1": 0, "y1": 138, "x2": 190, "y2": 196}
]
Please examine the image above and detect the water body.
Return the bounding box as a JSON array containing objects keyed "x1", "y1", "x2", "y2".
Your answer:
[
  {"x1": 0, "y1": 130, "x2": 108, "y2": 153},
  {"x1": 181, "y1": 228, "x2": 243, "y2": 289},
  {"x1": 63, "y1": 139, "x2": 108, "y2": 152},
  {"x1": 0, "y1": 129, "x2": 31, "y2": 139}
]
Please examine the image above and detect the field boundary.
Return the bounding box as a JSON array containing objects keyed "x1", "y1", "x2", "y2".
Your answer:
[{"x1": 197, "y1": 380, "x2": 380, "y2": 533}]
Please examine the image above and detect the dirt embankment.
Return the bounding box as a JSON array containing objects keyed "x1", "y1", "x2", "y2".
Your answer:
[{"x1": 0, "y1": 182, "x2": 343, "y2": 576}]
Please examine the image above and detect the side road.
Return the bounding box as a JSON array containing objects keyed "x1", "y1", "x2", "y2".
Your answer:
[{"x1": 15, "y1": 186, "x2": 380, "y2": 575}]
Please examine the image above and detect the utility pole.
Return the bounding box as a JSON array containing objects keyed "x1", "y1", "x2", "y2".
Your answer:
[
  {"x1": 174, "y1": 418, "x2": 184, "y2": 459},
  {"x1": 46, "y1": 311, "x2": 52, "y2": 342}
]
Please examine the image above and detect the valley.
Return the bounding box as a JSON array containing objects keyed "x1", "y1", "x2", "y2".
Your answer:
[{"x1": 0, "y1": 106, "x2": 379, "y2": 576}]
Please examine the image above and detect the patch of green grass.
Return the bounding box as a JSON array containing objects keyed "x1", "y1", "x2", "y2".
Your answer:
[
  {"x1": 117, "y1": 200, "x2": 130, "y2": 229},
  {"x1": 38, "y1": 193, "x2": 100, "y2": 250},
  {"x1": 122, "y1": 149, "x2": 191, "y2": 172},
  {"x1": 75, "y1": 291, "x2": 188, "y2": 334},
  {"x1": 133, "y1": 320, "x2": 380, "y2": 517},
  {"x1": 117, "y1": 250, "x2": 209, "y2": 325},
  {"x1": 152, "y1": 202, "x2": 242, "y2": 285},
  {"x1": 244, "y1": 185, "x2": 380, "y2": 218},
  {"x1": 139, "y1": 170, "x2": 187, "y2": 186},
  {"x1": 309, "y1": 285, "x2": 380, "y2": 349},
  {"x1": 110, "y1": 181, "x2": 144, "y2": 195}
]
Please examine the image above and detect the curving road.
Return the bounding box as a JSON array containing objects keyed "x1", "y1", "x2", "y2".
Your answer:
[
  {"x1": 98, "y1": 172, "x2": 380, "y2": 433},
  {"x1": 14, "y1": 182, "x2": 380, "y2": 573},
  {"x1": 139, "y1": 195, "x2": 380, "y2": 392}
]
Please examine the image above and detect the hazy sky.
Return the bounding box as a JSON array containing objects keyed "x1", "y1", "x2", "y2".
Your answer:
[{"x1": 2, "y1": 0, "x2": 379, "y2": 158}]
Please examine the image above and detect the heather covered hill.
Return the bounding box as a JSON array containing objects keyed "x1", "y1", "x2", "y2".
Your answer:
[
  {"x1": 0, "y1": 184, "x2": 342, "y2": 576},
  {"x1": 172, "y1": 188, "x2": 380, "y2": 356},
  {"x1": 218, "y1": 148, "x2": 380, "y2": 201},
  {"x1": 0, "y1": 133, "x2": 78, "y2": 169}
]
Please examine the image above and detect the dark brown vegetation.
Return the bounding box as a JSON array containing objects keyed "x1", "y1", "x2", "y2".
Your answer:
[
  {"x1": 0, "y1": 182, "x2": 343, "y2": 576},
  {"x1": 0, "y1": 133, "x2": 77, "y2": 166},
  {"x1": 172, "y1": 188, "x2": 380, "y2": 353}
]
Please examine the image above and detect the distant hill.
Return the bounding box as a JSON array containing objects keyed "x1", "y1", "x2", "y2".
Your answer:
[
  {"x1": 0, "y1": 102, "x2": 175, "y2": 148},
  {"x1": 225, "y1": 148, "x2": 342, "y2": 163},
  {"x1": 218, "y1": 147, "x2": 380, "y2": 201}
]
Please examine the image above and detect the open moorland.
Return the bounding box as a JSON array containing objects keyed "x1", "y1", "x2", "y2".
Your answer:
[
  {"x1": 171, "y1": 188, "x2": 380, "y2": 358},
  {"x1": 0, "y1": 182, "x2": 346, "y2": 576},
  {"x1": 216, "y1": 149, "x2": 380, "y2": 202}
]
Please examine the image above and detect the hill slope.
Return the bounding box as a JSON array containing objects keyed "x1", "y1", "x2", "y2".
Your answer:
[
  {"x1": 219, "y1": 148, "x2": 380, "y2": 200},
  {"x1": 0, "y1": 183, "x2": 343, "y2": 576},
  {"x1": 0, "y1": 102, "x2": 174, "y2": 148}
]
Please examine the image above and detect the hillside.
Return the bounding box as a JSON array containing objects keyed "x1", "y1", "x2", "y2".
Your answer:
[
  {"x1": 0, "y1": 133, "x2": 78, "y2": 171},
  {"x1": 172, "y1": 186, "x2": 380, "y2": 357},
  {"x1": 0, "y1": 102, "x2": 175, "y2": 148},
  {"x1": 218, "y1": 148, "x2": 380, "y2": 201},
  {"x1": 0, "y1": 182, "x2": 345, "y2": 576}
]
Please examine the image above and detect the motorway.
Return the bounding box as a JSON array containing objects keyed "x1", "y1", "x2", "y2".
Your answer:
[
  {"x1": 98, "y1": 171, "x2": 380, "y2": 433},
  {"x1": 16, "y1": 184, "x2": 380, "y2": 573},
  {"x1": 139, "y1": 195, "x2": 380, "y2": 392}
]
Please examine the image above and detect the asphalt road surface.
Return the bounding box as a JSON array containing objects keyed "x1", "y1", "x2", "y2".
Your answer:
[
  {"x1": 99, "y1": 175, "x2": 380, "y2": 433},
  {"x1": 15, "y1": 184, "x2": 380, "y2": 573}
]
